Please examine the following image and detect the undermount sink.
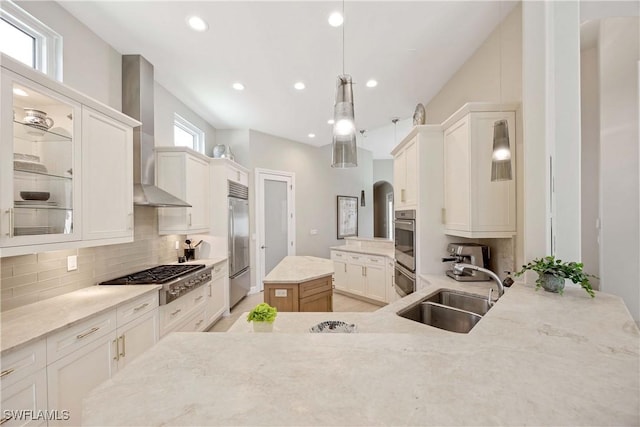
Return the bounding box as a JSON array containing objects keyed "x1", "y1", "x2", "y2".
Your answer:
[{"x1": 397, "y1": 289, "x2": 492, "y2": 333}]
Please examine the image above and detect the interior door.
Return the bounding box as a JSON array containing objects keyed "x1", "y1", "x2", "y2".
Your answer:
[
  {"x1": 256, "y1": 169, "x2": 295, "y2": 291},
  {"x1": 264, "y1": 179, "x2": 288, "y2": 275}
]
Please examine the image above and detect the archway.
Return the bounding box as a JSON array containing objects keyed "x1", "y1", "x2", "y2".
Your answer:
[{"x1": 373, "y1": 180, "x2": 394, "y2": 239}]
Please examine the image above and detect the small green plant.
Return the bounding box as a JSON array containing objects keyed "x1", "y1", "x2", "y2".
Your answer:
[
  {"x1": 515, "y1": 256, "x2": 597, "y2": 298},
  {"x1": 246, "y1": 303, "x2": 277, "y2": 323}
]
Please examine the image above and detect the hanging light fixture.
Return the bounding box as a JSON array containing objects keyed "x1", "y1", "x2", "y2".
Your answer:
[
  {"x1": 491, "y1": 0, "x2": 512, "y2": 182},
  {"x1": 331, "y1": 0, "x2": 357, "y2": 168}
]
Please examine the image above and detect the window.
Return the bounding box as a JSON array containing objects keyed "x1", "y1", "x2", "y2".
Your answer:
[
  {"x1": 174, "y1": 114, "x2": 205, "y2": 153},
  {"x1": 0, "y1": 0, "x2": 62, "y2": 80}
]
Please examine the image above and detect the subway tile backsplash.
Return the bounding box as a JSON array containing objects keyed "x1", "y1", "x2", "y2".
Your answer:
[{"x1": 0, "y1": 208, "x2": 184, "y2": 312}]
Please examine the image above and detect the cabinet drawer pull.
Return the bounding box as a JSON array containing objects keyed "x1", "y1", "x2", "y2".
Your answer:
[
  {"x1": 171, "y1": 309, "x2": 182, "y2": 316},
  {"x1": 195, "y1": 319, "x2": 204, "y2": 327},
  {"x1": 119, "y1": 335, "x2": 126, "y2": 358},
  {"x1": 1, "y1": 415, "x2": 13, "y2": 425},
  {"x1": 0, "y1": 368, "x2": 15, "y2": 378},
  {"x1": 133, "y1": 303, "x2": 149, "y2": 312},
  {"x1": 195, "y1": 295, "x2": 204, "y2": 302},
  {"x1": 76, "y1": 327, "x2": 100, "y2": 340}
]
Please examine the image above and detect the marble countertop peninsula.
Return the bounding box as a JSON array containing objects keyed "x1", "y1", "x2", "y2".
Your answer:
[
  {"x1": 83, "y1": 274, "x2": 639, "y2": 426},
  {"x1": 1, "y1": 285, "x2": 160, "y2": 355},
  {"x1": 262, "y1": 256, "x2": 333, "y2": 283}
]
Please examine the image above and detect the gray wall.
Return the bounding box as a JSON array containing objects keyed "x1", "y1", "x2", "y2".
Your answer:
[
  {"x1": 247, "y1": 131, "x2": 373, "y2": 257},
  {"x1": 373, "y1": 160, "x2": 394, "y2": 185}
]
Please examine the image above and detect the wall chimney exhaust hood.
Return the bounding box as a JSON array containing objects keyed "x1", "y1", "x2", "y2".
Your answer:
[{"x1": 122, "y1": 55, "x2": 191, "y2": 207}]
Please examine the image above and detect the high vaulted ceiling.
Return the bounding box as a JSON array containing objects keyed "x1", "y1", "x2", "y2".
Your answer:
[{"x1": 60, "y1": 1, "x2": 517, "y2": 158}]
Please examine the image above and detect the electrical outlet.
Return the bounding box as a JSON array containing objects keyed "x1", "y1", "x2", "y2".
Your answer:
[
  {"x1": 67, "y1": 255, "x2": 78, "y2": 272},
  {"x1": 175, "y1": 241, "x2": 180, "y2": 250},
  {"x1": 310, "y1": 229, "x2": 318, "y2": 235}
]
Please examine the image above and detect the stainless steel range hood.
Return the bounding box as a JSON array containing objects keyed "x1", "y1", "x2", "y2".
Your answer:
[{"x1": 122, "y1": 55, "x2": 191, "y2": 207}]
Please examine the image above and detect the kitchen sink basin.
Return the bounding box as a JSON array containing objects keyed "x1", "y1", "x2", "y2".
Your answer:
[
  {"x1": 397, "y1": 289, "x2": 491, "y2": 333},
  {"x1": 424, "y1": 290, "x2": 491, "y2": 316}
]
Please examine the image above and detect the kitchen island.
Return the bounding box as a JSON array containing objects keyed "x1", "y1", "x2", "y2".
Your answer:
[
  {"x1": 82, "y1": 276, "x2": 639, "y2": 426},
  {"x1": 262, "y1": 256, "x2": 334, "y2": 312}
]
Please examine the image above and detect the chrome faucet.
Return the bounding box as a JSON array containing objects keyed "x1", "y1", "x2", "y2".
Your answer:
[{"x1": 453, "y1": 263, "x2": 505, "y2": 305}]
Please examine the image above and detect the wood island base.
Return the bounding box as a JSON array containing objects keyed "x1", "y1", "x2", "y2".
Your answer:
[{"x1": 264, "y1": 275, "x2": 333, "y2": 312}]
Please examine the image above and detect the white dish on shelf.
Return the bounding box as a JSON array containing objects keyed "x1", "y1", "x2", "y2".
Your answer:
[
  {"x1": 14, "y1": 160, "x2": 48, "y2": 174},
  {"x1": 14, "y1": 153, "x2": 40, "y2": 162}
]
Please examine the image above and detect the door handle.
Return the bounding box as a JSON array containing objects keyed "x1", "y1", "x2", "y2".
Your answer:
[{"x1": 261, "y1": 245, "x2": 267, "y2": 249}]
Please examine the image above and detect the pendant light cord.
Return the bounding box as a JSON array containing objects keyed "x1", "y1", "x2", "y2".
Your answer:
[{"x1": 342, "y1": 0, "x2": 345, "y2": 76}]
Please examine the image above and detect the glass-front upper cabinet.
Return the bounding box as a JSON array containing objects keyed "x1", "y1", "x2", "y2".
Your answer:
[{"x1": 1, "y1": 70, "x2": 82, "y2": 248}]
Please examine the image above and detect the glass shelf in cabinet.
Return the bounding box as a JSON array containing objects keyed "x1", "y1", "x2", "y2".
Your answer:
[
  {"x1": 13, "y1": 169, "x2": 73, "y2": 181},
  {"x1": 13, "y1": 121, "x2": 72, "y2": 142}
]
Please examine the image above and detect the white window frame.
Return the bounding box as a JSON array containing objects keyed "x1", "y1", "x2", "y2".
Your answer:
[
  {"x1": 0, "y1": 0, "x2": 63, "y2": 80},
  {"x1": 174, "y1": 113, "x2": 205, "y2": 154}
]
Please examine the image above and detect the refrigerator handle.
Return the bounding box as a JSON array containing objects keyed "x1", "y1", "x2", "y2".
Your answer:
[{"x1": 229, "y1": 203, "x2": 235, "y2": 273}]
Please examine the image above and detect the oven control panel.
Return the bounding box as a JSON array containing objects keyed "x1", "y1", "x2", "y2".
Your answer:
[{"x1": 163, "y1": 267, "x2": 212, "y2": 305}]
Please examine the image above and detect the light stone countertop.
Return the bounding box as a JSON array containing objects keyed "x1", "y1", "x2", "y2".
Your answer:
[
  {"x1": 1, "y1": 285, "x2": 160, "y2": 355},
  {"x1": 83, "y1": 275, "x2": 640, "y2": 426},
  {"x1": 263, "y1": 256, "x2": 333, "y2": 283},
  {"x1": 330, "y1": 245, "x2": 395, "y2": 258},
  {"x1": 1, "y1": 259, "x2": 227, "y2": 355}
]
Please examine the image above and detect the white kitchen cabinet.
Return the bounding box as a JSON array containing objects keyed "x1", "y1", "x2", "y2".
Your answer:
[
  {"x1": 156, "y1": 147, "x2": 211, "y2": 235},
  {"x1": 46, "y1": 331, "x2": 117, "y2": 426},
  {"x1": 45, "y1": 292, "x2": 158, "y2": 426},
  {"x1": 442, "y1": 108, "x2": 516, "y2": 238},
  {"x1": 0, "y1": 340, "x2": 47, "y2": 427},
  {"x1": 0, "y1": 69, "x2": 82, "y2": 251},
  {"x1": 81, "y1": 106, "x2": 133, "y2": 242},
  {"x1": 0, "y1": 55, "x2": 139, "y2": 257},
  {"x1": 205, "y1": 261, "x2": 227, "y2": 329},
  {"x1": 330, "y1": 250, "x2": 390, "y2": 303},
  {"x1": 392, "y1": 136, "x2": 417, "y2": 209},
  {"x1": 331, "y1": 251, "x2": 348, "y2": 292},
  {"x1": 227, "y1": 164, "x2": 249, "y2": 186}
]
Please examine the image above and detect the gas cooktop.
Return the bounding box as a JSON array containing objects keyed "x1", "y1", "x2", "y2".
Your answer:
[{"x1": 99, "y1": 264, "x2": 205, "y2": 285}]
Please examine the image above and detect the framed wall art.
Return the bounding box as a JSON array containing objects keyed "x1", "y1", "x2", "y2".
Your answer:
[{"x1": 337, "y1": 195, "x2": 358, "y2": 239}]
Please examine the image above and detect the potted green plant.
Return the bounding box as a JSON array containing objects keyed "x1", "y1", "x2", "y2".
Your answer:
[
  {"x1": 246, "y1": 302, "x2": 278, "y2": 332},
  {"x1": 515, "y1": 256, "x2": 596, "y2": 298}
]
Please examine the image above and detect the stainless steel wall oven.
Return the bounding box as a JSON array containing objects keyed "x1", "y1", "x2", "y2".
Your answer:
[{"x1": 394, "y1": 210, "x2": 416, "y2": 296}]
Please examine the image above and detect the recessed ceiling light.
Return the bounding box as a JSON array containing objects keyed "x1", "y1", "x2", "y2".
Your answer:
[
  {"x1": 327, "y1": 119, "x2": 335, "y2": 125},
  {"x1": 187, "y1": 16, "x2": 208, "y2": 32},
  {"x1": 366, "y1": 79, "x2": 378, "y2": 88},
  {"x1": 308, "y1": 133, "x2": 316, "y2": 138},
  {"x1": 13, "y1": 88, "x2": 28, "y2": 97},
  {"x1": 294, "y1": 82, "x2": 305, "y2": 90},
  {"x1": 232, "y1": 82, "x2": 245, "y2": 91},
  {"x1": 328, "y1": 12, "x2": 344, "y2": 27}
]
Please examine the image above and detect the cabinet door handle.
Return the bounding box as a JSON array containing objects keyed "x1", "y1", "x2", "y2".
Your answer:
[
  {"x1": 6, "y1": 208, "x2": 14, "y2": 238},
  {"x1": 401, "y1": 189, "x2": 406, "y2": 202},
  {"x1": 363, "y1": 266, "x2": 367, "y2": 277},
  {"x1": 133, "y1": 302, "x2": 149, "y2": 312},
  {"x1": 0, "y1": 368, "x2": 15, "y2": 378},
  {"x1": 77, "y1": 327, "x2": 100, "y2": 340},
  {"x1": 1, "y1": 414, "x2": 13, "y2": 425},
  {"x1": 208, "y1": 284, "x2": 212, "y2": 297},
  {"x1": 195, "y1": 319, "x2": 204, "y2": 328},
  {"x1": 113, "y1": 338, "x2": 119, "y2": 361},
  {"x1": 195, "y1": 295, "x2": 204, "y2": 302},
  {"x1": 171, "y1": 308, "x2": 182, "y2": 316},
  {"x1": 128, "y1": 212, "x2": 134, "y2": 230},
  {"x1": 119, "y1": 335, "x2": 126, "y2": 358},
  {"x1": 188, "y1": 213, "x2": 193, "y2": 226},
  {"x1": 344, "y1": 264, "x2": 347, "y2": 273}
]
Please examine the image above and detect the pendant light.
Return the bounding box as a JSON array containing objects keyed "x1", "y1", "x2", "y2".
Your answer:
[
  {"x1": 331, "y1": 0, "x2": 357, "y2": 168},
  {"x1": 491, "y1": 0, "x2": 512, "y2": 182}
]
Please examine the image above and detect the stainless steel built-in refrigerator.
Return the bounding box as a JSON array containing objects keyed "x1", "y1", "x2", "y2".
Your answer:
[{"x1": 228, "y1": 181, "x2": 251, "y2": 308}]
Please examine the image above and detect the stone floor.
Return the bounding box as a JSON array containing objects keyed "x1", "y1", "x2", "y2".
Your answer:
[{"x1": 207, "y1": 291, "x2": 381, "y2": 332}]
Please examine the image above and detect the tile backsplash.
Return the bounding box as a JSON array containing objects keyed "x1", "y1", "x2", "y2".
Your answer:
[{"x1": 0, "y1": 208, "x2": 184, "y2": 311}]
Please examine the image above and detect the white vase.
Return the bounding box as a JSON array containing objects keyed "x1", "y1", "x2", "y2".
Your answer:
[{"x1": 252, "y1": 321, "x2": 274, "y2": 332}]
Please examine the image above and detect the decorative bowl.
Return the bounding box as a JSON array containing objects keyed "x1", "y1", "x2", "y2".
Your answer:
[
  {"x1": 309, "y1": 321, "x2": 357, "y2": 333},
  {"x1": 20, "y1": 191, "x2": 50, "y2": 201}
]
